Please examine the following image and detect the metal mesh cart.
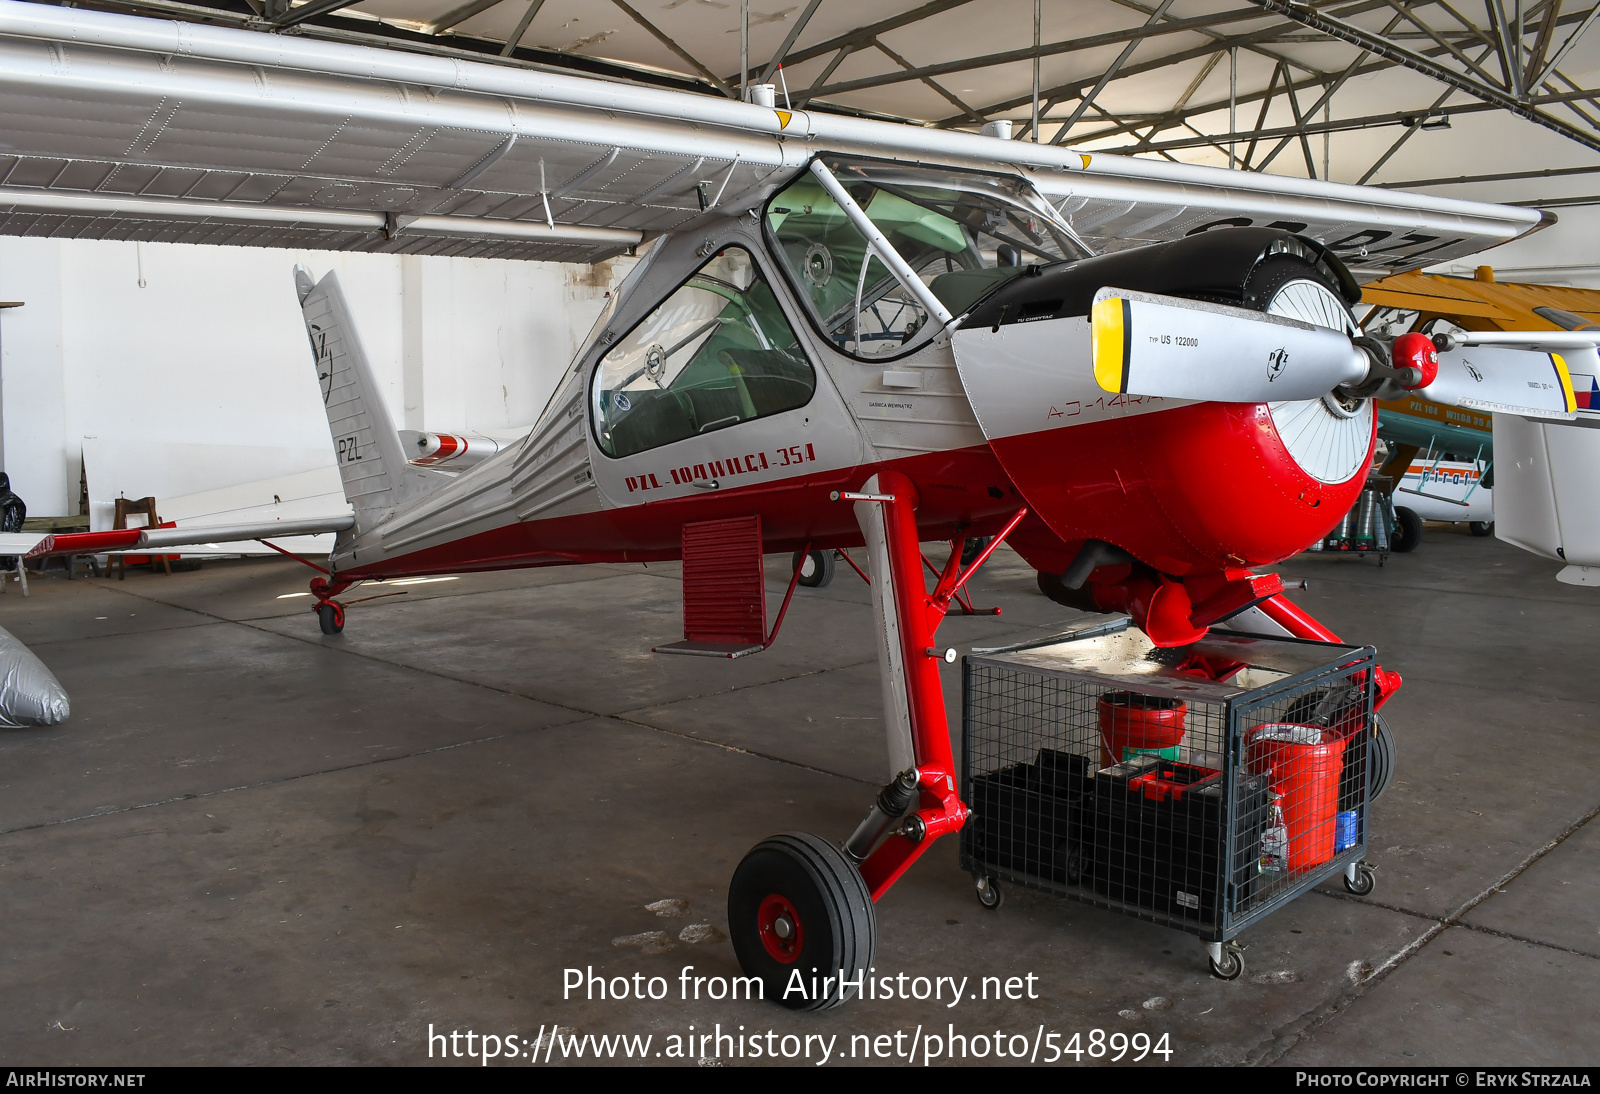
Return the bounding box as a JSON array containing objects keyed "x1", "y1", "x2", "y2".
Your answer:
[{"x1": 960, "y1": 618, "x2": 1380, "y2": 979}]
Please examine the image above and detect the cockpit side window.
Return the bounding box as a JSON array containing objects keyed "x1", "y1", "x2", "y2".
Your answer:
[{"x1": 591, "y1": 246, "x2": 815, "y2": 459}]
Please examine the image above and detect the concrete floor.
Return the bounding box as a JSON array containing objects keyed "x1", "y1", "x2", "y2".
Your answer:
[{"x1": 0, "y1": 525, "x2": 1595, "y2": 1067}]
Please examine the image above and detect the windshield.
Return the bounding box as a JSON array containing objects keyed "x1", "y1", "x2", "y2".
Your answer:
[{"x1": 765, "y1": 157, "x2": 1090, "y2": 358}]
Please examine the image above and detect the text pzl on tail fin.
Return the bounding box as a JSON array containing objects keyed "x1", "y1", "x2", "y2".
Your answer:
[{"x1": 294, "y1": 265, "x2": 443, "y2": 536}]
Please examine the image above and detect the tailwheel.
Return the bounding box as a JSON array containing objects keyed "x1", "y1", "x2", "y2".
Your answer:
[
  {"x1": 728, "y1": 833, "x2": 875, "y2": 1010},
  {"x1": 316, "y1": 601, "x2": 345, "y2": 635}
]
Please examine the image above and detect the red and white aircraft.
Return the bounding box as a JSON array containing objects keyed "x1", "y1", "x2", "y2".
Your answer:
[{"x1": 4, "y1": 0, "x2": 1595, "y2": 1007}]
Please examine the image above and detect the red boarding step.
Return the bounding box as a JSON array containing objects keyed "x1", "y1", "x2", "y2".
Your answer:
[{"x1": 655, "y1": 515, "x2": 769, "y2": 659}]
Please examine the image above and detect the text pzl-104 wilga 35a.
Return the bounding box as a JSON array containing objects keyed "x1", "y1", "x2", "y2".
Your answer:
[{"x1": 5, "y1": 0, "x2": 1597, "y2": 1009}]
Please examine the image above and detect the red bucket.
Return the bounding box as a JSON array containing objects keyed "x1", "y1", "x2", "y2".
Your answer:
[
  {"x1": 1097, "y1": 692, "x2": 1187, "y2": 767},
  {"x1": 1247, "y1": 724, "x2": 1347, "y2": 873}
]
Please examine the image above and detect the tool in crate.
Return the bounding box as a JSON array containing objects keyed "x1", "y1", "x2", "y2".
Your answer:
[{"x1": 961, "y1": 618, "x2": 1382, "y2": 980}]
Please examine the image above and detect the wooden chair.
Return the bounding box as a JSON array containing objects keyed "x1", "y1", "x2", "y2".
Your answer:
[{"x1": 112, "y1": 496, "x2": 171, "y2": 580}]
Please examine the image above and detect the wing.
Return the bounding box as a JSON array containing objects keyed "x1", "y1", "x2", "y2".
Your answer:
[{"x1": 0, "y1": 0, "x2": 1541, "y2": 271}]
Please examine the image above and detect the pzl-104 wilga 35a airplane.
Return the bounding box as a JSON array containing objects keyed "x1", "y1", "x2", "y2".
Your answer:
[{"x1": 5, "y1": 0, "x2": 1599, "y2": 1008}]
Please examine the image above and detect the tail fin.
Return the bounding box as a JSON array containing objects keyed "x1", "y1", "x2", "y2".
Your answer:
[{"x1": 296, "y1": 265, "x2": 435, "y2": 524}]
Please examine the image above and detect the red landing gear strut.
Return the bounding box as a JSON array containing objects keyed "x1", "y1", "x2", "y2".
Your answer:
[{"x1": 726, "y1": 470, "x2": 1026, "y2": 1009}]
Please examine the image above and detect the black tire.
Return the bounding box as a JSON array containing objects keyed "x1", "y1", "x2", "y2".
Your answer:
[
  {"x1": 1344, "y1": 864, "x2": 1377, "y2": 897},
  {"x1": 1469, "y1": 521, "x2": 1494, "y2": 537},
  {"x1": 728, "y1": 834, "x2": 875, "y2": 1011},
  {"x1": 975, "y1": 875, "x2": 1003, "y2": 909},
  {"x1": 1391, "y1": 507, "x2": 1424, "y2": 553},
  {"x1": 792, "y1": 549, "x2": 834, "y2": 589},
  {"x1": 316, "y1": 603, "x2": 344, "y2": 635},
  {"x1": 1281, "y1": 691, "x2": 1394, "y2": 805},
  {"x1": 1369, "y1": 712, "x2": 1395, "y2": 802},
  {"x1": 961, "y1": 536, "x2": 993, "y2": 567},
  {"x1": 1209, "y1": 947, "x2": 1244, "y2": 981}
]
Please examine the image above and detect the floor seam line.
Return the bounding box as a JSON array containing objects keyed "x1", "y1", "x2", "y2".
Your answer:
[
  {"x1": 45, "y1": 565, "x2": 655, "y2": 619},
  {"x1": 611, "y1": 659, "x2": 882, "y2": 715},
  {"x1": 0, "y1": 731, "x2": 516, "y2": 836},
  {"x1": 1311, "y1": 889, "x2": 1600, "y2": 961},
  {"x1": 605, "y1": 713, "x2": 877, "y2": 786},
  {"x1": 1248, "y1": 796, "x2": 1600, "y2": 1065},
  {"x1": 91, "y1": 591, "x2": 878, "y2": 789}
]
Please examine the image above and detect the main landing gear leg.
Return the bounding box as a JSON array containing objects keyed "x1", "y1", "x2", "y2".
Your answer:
[{"x1": 726, "y1": 470, "x2": 1026, "y2": 1008}]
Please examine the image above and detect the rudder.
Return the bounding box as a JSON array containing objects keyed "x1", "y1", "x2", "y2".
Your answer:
[{"x1": 296, "y1": 265, "x2": 434, "y2": 523}]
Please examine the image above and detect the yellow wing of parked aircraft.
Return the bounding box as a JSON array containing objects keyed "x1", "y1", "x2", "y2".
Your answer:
[{"x1": 1358, "y1": 269, "x2": 1600, "y2": 580}]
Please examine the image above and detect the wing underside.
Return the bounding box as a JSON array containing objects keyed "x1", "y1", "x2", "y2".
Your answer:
[{"x1": 0, "y1": 0, "x2": 1543, "y2": 271}]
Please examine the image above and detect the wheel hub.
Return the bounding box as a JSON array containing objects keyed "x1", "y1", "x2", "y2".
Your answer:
[{"x1": 756, "y1": 893, "x2": 804, "y2": 963}]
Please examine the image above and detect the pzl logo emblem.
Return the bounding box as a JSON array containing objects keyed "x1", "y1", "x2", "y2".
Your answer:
[
  {"x1": 1466, "y1": 363, "x2": 1485, "y2": 382},
  {"x1": 1267, "y1": 347, "x2": 1288, "y2": 382}
]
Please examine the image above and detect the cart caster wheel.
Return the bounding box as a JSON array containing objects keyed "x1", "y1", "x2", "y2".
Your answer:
[
  {"x1": 316, "y1": 602, "x2": 344, "y2": 635},
  {"x1": 728, "y1": 833, "x2": 875, "y2": 1010},
  {"x1": 1344, "y1": 863, "x2": 1377, "y2": 897},
  {"x1": 975, "y1": 875, "x2": 1003, "y2": 910},
  {"x1": 1209, "y1": 946, "x2": 1244, "y2": 981},
  {"x1": 792, "y1": 549, "x2": 834, "y2": 589}
]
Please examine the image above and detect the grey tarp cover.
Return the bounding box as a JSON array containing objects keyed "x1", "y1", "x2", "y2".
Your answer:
[{"x1": 0, "y1": 623, "x2": 69, "y2": 727}]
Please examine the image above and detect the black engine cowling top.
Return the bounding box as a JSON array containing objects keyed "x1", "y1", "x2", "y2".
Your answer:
[{"x1": 957, "y1": 227, "x2": 1360, "y2": 330}]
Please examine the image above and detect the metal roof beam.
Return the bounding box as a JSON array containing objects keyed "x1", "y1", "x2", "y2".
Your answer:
[
  {"x1": 807, "y1": 5, "x2": 1273, "y2": 101},
  {"x1": 1377, "y1": 162, "x2": 1600, "y2": 186},
  {"x1": 427, "y1": 0, "x2": 505, "y2": 35},
  {"x1": 935, "y1": 20, "x2": 1310, "y2": 130},
  {"x1": 874, "y1": 37, "x2": 986, "y2": 124},
  {"x1": 271, "y1": 0, "x2": 364, "y2": 29},
  {"x1": 761, "y1": 0, "x2": 980, "y2": 73},
  {"x1": 1050, "y1": 0, "x2": 1178, "y2": 143},
  {"x1": 611, "y1": 0, "x2": 737, "y2": 99},
  {"x1": 1533, "y1": 2, "x2": 1600, "y2": 87},
  {"x1": 759, "y1": 0, "x2": 823, "y2": 83},
  {"x1": 1248, "y1": 0, "x2": 1600, "y2": 150}
]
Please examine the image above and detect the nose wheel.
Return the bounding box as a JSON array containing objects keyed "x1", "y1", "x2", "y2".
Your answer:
[{"x1": 728, "y1": 834, "x2": 875, "y2": 1010}]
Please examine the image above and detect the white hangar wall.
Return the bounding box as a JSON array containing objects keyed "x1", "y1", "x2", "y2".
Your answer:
[{"x1": 0, "y1": 237, "x2": 631, "y2": 517}]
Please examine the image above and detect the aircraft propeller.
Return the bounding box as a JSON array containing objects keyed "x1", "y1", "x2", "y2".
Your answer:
[{"x1": 1090, "y1": 287, "x2": 1585, "y2": 420}]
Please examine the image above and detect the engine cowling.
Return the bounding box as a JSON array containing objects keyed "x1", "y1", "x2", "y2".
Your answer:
[{"x1": 952, "y1": 228, "x2": 1373, "y2": 585}]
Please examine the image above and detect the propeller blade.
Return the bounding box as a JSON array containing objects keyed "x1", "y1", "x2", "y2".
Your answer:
[
  {"x1": 1091, "y1": 288, "x2": 1367, "y2": 404},
  {"x1": 1416, "y1": 344, "x2": 1578, "y2": 420}
]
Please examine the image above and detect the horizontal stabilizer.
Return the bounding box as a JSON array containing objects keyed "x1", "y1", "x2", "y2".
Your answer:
[
  {"x1": 23, "y1": 515, "x2": 355, "y2": 558},
  {"x1": 1091, "y1": 288, "x2": 1367, "y2": 404}
]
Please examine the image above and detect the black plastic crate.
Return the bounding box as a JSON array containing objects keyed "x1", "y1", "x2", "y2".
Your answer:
[{"x1": 1088, "y1": 756, "x2": 1266, "y2": 925}]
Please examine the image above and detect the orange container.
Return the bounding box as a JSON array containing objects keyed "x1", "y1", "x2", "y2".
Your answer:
[
  {"x1": 1097, "y1": 692, "x2": 1186, "y2": 767},
  {"x1": 1247, "y1": 725, "x2": 1347, "y2": 873}
]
